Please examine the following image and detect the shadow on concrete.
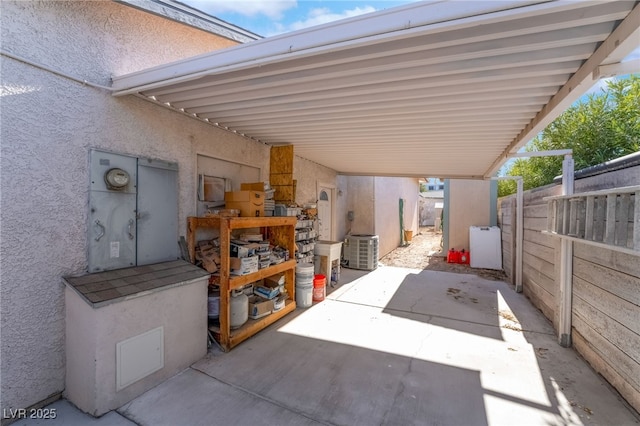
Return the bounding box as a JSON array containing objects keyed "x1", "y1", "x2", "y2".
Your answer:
[
  {"x1": 381, "y1": 269, "x2": 504, "y2": 340},
  {"x1": 186, "y1": 334, "x2": 489, "y2": 426}
]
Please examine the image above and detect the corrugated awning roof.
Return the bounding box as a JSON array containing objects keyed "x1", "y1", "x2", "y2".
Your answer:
[{"x1": 112, "y1": 0, "x2": 640, "y2": 179}]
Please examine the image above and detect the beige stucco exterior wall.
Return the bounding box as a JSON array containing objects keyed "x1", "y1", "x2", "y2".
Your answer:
[
  {"x1": 345, "y1": 176, "x2": 376, "y2": 235},
  {"x1": 0, "y1": 1, "x2": 266, "y2": 411},
  {"x1": 374, "y1": 177, "x2": 419, "y2": 257},
  {"x1": 448, "y1": 179, "x2": 492, "y2": 251},
  {"x1": 334, "y1": 176, "x2": 418, "y2": 258},
  {"x1": 293, "y1": 155, "x2": 338, "y2": 206},
  {"x1": 65, "y1": 278, "x2": 207, "y2": 416}
]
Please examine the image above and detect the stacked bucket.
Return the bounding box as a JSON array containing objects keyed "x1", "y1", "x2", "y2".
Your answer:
[
  {"x1": 296, "y1": 264, "x2": 328, "y2": 307},
  {"x1": 295, "y1": 263, "x2": 314, "y2": 308},
  {"x1": 312, "y1": 274, "x2": 326, "y2": 302}
]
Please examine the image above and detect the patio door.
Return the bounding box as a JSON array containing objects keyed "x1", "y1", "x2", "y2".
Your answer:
[{"x1": 318, "y1": 186, "x2": 332, "y2": 240}]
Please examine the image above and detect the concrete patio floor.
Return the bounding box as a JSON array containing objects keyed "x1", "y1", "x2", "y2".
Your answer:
[{"x1": 16, "y1": 266, "x2": 639, "y2": 426}]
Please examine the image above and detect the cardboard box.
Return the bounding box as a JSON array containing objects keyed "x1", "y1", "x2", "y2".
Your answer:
[
  {"x1": 225, "y1": 191, "x2": 265, "y2": 217},
  {"x1": 240, "y1": 182, "x2": 267, "y2": 191},
  {"x1": 264, "y1": 273, "x2": 285, "y2": 288},
  {"x1": 254, "y1": 285, "x2": 280, "y2": 299},
  {"x1": 248, "y1": 295, "x2": 274, "y2": 319},
  {"x1": 230, "y1": 256, "x2": 259, "y2": 275},
  {"x1": 230, "y1": 241, "x2": 249, "y2": 258}
]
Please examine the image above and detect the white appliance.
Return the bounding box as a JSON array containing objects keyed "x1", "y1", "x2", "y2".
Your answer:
[
  {"x1": 469, "y1": 226, "x2": 502, "y2": 270},
  {"x1": 344, "y1": 235, "x2": 379, "y2": 270}
]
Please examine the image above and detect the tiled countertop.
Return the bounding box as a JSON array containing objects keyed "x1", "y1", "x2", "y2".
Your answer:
[{"x1": 63, "y1": 260, "x2": 210, "y2": 308}]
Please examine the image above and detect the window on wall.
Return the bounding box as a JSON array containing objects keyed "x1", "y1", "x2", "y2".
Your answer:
[{"x1": 196, "y1": 154, "x2": 261, "y2": 215}]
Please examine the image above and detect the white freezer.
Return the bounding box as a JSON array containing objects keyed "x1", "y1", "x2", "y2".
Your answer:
[{"x1": 469, "y1": 226, "x2": 503, "y2": 270}]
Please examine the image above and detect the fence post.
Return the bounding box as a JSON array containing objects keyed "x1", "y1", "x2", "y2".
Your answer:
[{"x1": 558, "y1": 155, "x2": 574, "y2": 347}]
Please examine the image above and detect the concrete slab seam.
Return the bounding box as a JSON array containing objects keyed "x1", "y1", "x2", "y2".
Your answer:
[{"x1": 188, "y1": 367, "x2": 335, "y2": 426}]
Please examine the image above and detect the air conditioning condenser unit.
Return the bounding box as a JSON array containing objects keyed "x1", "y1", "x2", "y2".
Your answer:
[{"x1": 344, "y1": 234, "x2": 379, "y2": 270}]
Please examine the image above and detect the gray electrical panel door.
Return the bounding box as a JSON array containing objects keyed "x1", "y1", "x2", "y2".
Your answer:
[
  {"x1": 136, "y1": 157, "x2": 179, "y2": 265},
  {"x1": 89, "y1": 150, "x2": 138, "y2": 272}
]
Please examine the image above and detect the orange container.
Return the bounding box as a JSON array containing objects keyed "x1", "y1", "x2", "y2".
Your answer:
[{"x1": 312, "y1": 274, "x2": 326, "y2": 302}]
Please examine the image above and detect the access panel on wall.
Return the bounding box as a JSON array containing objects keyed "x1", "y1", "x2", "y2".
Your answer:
[{"x1": 88, "y1": 149, "x2": 178, "y2": 272}]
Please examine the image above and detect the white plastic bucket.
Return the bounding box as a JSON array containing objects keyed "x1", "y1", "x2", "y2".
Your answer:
[
  {"x1": 296, "y1": 263, "x2": 315, "y2": 278},
  {"x1": 207, "y1": 295, "x2": 219, "y2": 319},
  {"x1": 295, "y1": 284, "x2": 313, "y2": 308}
]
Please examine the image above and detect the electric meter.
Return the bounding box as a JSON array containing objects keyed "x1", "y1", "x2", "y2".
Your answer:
[{"x1": 104, "y1": 168, "x2": 130, "y2": 190}]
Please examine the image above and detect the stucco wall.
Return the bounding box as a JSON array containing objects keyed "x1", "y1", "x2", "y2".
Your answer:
[
  {"x1": 447, "y1": 179, "x2": 493, "y2": 251},
  {"x1": 374, "y1": 177, "x2": 419, "y2": 257},
  {"x1": 293, "y1": 155, "x2": 338, "y2": 206},
  {"x1": 0, "y1": 1, "x2": 267, "y2": 411},
  {"x1": 65, "y1": 278, "x2": 207, "y2": 416},
  {"x1": 334, "y1": 176, "x2": 418, "y2": 258},
  {"x1": 345, "y1": 176, "x2": 375, "y2": 235}
]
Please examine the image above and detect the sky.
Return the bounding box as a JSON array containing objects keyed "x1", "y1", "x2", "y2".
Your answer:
[{"x1": 180, "y1": 0, "x2": 420, "y2": 37}]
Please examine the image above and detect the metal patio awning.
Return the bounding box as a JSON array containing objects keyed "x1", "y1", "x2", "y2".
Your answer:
[{"x1": 112, "y1": 0, "x2": 640, "y2": 179}]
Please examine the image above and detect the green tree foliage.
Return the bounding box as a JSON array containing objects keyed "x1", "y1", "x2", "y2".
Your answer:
[{"x1": 498, "y1": 75, "x2": 640, "y2": 197}]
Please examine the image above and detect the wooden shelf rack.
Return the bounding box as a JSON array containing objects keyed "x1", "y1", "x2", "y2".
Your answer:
[{"x1": 187, "y1": 216, "x2": 297, "y2": 351}]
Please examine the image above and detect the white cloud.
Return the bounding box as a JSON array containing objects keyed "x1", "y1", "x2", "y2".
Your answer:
[
  {"x1": 287, "y1": 6, "x2": 377, "y2": 32},
  {"x1": 185, "y1": 0, "x2": 297, "y2": 20}
]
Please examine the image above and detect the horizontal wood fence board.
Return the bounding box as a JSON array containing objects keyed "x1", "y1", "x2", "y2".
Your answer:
[
  {"x1": 573, "y1": 330, "x2": 640, "y2": 413},
  {"x1": 573, "y1": 296, "x2": 640, "y2": 369},
  {"x1": 523, "y1": 185, "x2": 561, "y2": 203},
  {"x1": 574, "y1": 257, "x2": 640, "y2": 307},
  {"x1": 523, "y1": 261, "x2": 557, "y2": 296},
  {"x1": 573, "y1": 276, "x2": 640, "y2": 335},
  {"x1": 524, "y1": 229, "x2": 555, "y2": 248},
  {"x1": 523, "y1": 240, "x2": 555, "y2": 264},
  {"x1": 523, "y1": 217, "x2": 548, "y2": 232},
  {"x1": 574, "y1": 242, "x2": 640, "y2": 279},
  {"x1": 499, "y1": 216, "x2": 512, "y2": 227},
  {"x1": 572, "y1": 316, "x2": 640, "y2": 398},
  {"x1": 522, "y1": 252, "x2": 555, "y2": 283},
  {"x1": 523, "y1": 203, "x2": 549, "y2": 218},
  {"x1": 523, "y1": 277, "x2": 556, "y2": 325}
]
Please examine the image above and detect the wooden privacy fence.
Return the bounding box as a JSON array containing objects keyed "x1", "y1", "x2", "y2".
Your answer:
[{"x1": 498, "y1": 181, "x2": 640, "y2": 413}]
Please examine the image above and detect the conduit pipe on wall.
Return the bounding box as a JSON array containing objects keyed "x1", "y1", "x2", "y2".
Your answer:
[
  {"x1": 1, "y1": 50, "x2": 115, "y2": 91},
  {"x1": 0, "y1": 50, "x2": 267, "y2": 145}
]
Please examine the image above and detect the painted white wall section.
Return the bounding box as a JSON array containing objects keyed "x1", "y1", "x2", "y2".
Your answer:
[
  {"x1": 448, "y1": 180, "x2": 492, "y2": 251},
  {"x1": 374, "y1": 177, "x2": 419, "y2": 257},
  {"x1": 346, "y1": 177, "x2": 375, "y2": 235},
  {"x1": 336, "y1": 176, "x2": 418, "y2": 258},
  {"x1": 293, "y1": 155, "x2": 338, "y2": 206},
  {"x1": 0, "y1": 1, "x2": 267, "y2": 411},
  {"x1": 65, "y1": 278, "x2": 207, "y2": 416}
]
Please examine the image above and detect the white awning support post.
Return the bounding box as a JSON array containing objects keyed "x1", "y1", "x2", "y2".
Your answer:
[
  {"x1": 515, "y1": 177, "x2": 524, "y2": 293},
  {"x1": 491, "y1": 176, "x2": 523, "y2": 292},
  {"x1": 558, "y1": 154, "x2": 574, "y2": 347}
]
